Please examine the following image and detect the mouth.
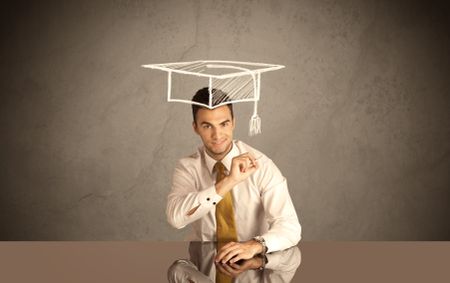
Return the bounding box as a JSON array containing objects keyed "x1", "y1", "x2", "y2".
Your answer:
[{"x1": 212, "y1": 139, "x2": 226, "y2": 146}]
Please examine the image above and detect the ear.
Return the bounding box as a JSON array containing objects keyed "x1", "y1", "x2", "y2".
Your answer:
[{"x1": 192, "y1": 121, "x2": 199, "y2": 135}]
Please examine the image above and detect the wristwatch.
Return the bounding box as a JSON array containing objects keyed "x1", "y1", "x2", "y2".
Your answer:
[
  {"x1": 253, "y1": 236, "x2": 268, "y2": 270},
  {"x1": 253, "y1": 236, "x2": 268, "y2": 256},
  {"x1": 257, "y1": 253, "x2": 268, "y2": 270}
]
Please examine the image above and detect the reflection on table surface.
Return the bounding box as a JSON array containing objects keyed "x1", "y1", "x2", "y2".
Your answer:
[
  {"x1": 0, "y1": 241, "x2": 449, "y2": 282},
  {"x1": 168, "y1": 241, "x2": 301, "y2": 283}
]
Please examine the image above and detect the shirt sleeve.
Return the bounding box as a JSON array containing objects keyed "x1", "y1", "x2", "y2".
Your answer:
[
  {"x1": 166, "y1": 160, "x2": 222, "y2": 229},
  {"x1": 257, "y1": 159, "x2": 302, "y2": 253},
  {"x1": 265, "y1": 245, "x2": 301, "y2": 274}
]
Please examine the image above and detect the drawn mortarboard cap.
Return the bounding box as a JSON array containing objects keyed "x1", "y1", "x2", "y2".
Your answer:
[{"x1": 142, "y1": 60, "x2": 285, "y2": 136}]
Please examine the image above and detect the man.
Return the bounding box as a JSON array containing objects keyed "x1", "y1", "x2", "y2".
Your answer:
[{"x1": 166, "y1": 87, "x2": 301, "y2": 264}]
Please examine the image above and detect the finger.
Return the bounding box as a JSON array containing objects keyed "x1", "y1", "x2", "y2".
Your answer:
[
  {"x1": 216, "y1": 262, "x2": 232, "y2": 277},
  {"x1": 216, "y1": 241, "x2": 236, "y2": 255},
  {"x1": 239, "y1": 163, "x2": 245, "y2": 173},
  {"x1": 246, "y1": 153, "x2": 257, "y2": 166},
  {"x1": 253, "y1": 159, "x2": 259, "y2": 169},
  {"x1": 221, "y1": 262, "x2": 239, "y2": 276},
  {"x1": 215, "y1": 251, "x2": 226, "y2": 263},
  {"x1": 240, "y1": 158, "x2": 252, "y2": 173},
  {"x1": 215, "y1": 242, "x2": 237, "y2": 262},
  {"x1": 245, "y1": 164, "x2": 258, "y2": 175},
  {"x1": 241, "y1": 260, "x2": 254, "y2": 269},
  {"x1": 241, "y1": 156, "x2": 258, "y2": 171},
  {"x1": 235, "y1": 153, "x2": 250, "y2": 163},
  {"x1": 245, "y1": 157, "x2": 252, "y2": 169},
  {"x1": 239, "y1": 152, "x2": 256, "y2": 164},
  {"x1": 232, "y1": 158, "x2": 246, "y2": 173},
  {"x1": 232, "y1": 154, "x2": 248, "y2": 164},
  {"x1": 242, "y1": 165, "x2": 258, "y2": 176},
  {"x1": 239, "y1": 152, "x2": 249, "y2": 158},
  {"x1": 222, "y1": 248, "x2": 242, "y2": 263},
  {"x1": 220, "y1": 241, "x2": 236, "y2": 250},
  {"x1": 229, "y1": 262, "x2": 242, "y2": 269},
  {"x1": 229, "y1": 254, "x2": 244, "y2": 264},
  {"x1": 233, "y1": 153, "x2": 254, "y2": 169},
  {"x1": 218, "y1": 245, "x2": 241, "y2": 263}
]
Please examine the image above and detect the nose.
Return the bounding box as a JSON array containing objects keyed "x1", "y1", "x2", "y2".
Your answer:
[{"x1": 211, "y1": 127, "x2": 221, "y2": 139}]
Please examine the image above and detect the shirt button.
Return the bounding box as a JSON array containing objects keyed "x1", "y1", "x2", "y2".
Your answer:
[{"x1": 207, "y1": 198, "x2": 210, "y2": 201}]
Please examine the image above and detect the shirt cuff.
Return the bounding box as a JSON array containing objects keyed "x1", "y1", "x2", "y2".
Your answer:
[
  {"x1": 196, "y1": 185, "x2": 223, "y2": 207},
  {"x1": 264, "y1": 253, "x2": 276, "y2": 270},
  {"x1": 260, "y1": 233, "x2": 278, "y2": 254}
]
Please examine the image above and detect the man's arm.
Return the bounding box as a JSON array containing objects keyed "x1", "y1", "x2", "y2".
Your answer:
[
  {"x1": 166, "y1": 161, "x2": 222, "y2": 229},
  {"x1": 258, "y1": 159, "x2": 302, "y2": 253},
  {"x1": 214, "y1": 152, "x2": 258, "y2": 196},
  {"x1": 167, "y1": 152, "x2": 259, "y2": 230},
  {"x1": 215, "y1": 156, "x2": 301, "y2": 263}
]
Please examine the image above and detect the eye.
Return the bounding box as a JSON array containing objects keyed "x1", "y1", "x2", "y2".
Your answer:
[
  {"x1": 221, "y1": 122, "x2": 229, "y2": 127},
  {"x1": 202, "y1": 124, "x2": 211, "y2": 129}
]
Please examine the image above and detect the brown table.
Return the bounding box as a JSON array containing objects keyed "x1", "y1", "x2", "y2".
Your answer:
[{"x1": 0, "y1": 241, "x2": 449, "y2": 282}]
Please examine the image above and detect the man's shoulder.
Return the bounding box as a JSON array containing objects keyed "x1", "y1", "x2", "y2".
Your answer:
[
  {"x1": 235, "y1": 141, "x2": 285, "y2": 182},
  {"x1": 234, "y1": 140, "x2": 270, "y2": 163},
  {"x1": 176, "y1": 146, "x2": 203, "y2": 169},
  {"x1": 235, "y1": 140, "x2": 265, "y2": 156}
]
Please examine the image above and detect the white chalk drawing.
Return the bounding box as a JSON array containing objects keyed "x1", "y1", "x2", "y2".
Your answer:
[{"x1": 142, "y1": 60, "x2": 285, "y2": 136}]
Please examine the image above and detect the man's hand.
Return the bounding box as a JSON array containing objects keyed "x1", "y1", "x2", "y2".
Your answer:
[
  {"x1": 228, "y1": 152, "x2": 259, "y2": 183},
  {"x1": 215, "y1": 152, "x2": 259, "y2": 196},
  {"x1": 215, "y1": 240, "x2": 263, "y2": 264},
  {"x1": 215, "y1": 256, "x2": 263, "y2": 278}
]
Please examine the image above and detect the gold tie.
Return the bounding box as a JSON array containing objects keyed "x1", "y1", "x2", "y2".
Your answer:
[
  {"x1": 214, "y1": 161, "x2": 238, "y2": 243},
  {"x1": 214, "y1": 161, "x2": 237, "y2": 283}
]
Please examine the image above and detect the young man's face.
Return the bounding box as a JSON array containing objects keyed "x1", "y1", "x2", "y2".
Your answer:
[{"x1": 193, "y1": 105, "x2": 235, "y2": 161}]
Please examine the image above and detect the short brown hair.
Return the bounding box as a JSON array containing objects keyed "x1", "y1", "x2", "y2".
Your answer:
[{"x1": 191, "y1": 87, "x2": 234, "y2": 124}]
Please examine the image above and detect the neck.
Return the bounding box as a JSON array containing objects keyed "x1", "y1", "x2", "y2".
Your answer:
[{"x1": 205, "y1": 142, "x2": 233, "y2": 161}]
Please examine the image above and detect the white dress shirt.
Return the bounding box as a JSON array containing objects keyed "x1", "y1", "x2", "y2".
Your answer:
[{"x1": 166, "y1": 140, "x2": 301, "y2": 253}]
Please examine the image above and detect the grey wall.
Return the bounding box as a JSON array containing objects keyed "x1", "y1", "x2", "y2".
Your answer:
[{"x1": 1, "y1": 0, "x2": 449, "y2": 240}]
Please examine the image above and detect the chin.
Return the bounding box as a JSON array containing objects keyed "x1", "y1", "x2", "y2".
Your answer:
[
  {"x1": 210, "y1": 146, "x2": 226, "y2": 155},
  {"x1": 210, "y1": 140, "x2": 231, "y2": 154}
]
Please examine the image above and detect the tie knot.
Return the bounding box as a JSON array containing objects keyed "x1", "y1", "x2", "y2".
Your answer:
[
  {"x1": 214, "y1": 161, "x2": 226, "y2": 174},
  {"x1": 214, "y1": 162, "x2": 226, "y2": 182}
]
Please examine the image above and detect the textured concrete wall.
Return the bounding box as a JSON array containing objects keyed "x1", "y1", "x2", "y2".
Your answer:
[{"x1": 1, "y1": 0, "x2": 449, "y2": 240}]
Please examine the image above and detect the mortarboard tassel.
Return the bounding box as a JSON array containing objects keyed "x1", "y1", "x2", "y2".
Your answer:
[
  {"x1": 249, "y1": 100, "x2": 261, "y2": 136},
  {"x1": 249, "y1": 114, "x2": 261, "y2": 136}
]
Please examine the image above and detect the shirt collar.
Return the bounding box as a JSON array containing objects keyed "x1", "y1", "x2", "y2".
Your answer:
[{"x1": 204, "y1": 140, "x2": 239, "y2": 174}]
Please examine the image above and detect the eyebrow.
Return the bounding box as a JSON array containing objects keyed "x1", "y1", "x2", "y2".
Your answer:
[{"x1": 200, "y1": 119, "x2": 231, "y2": 126}]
